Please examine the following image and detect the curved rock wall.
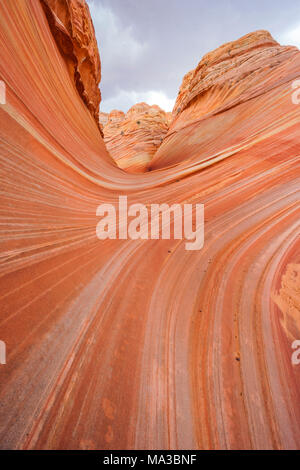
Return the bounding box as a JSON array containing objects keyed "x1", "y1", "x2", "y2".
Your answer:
[
  {"x1": 0, "y1": 1, "x2": 299, "y2": 450},
  {"x1": 41, "y1": 0, "x2": 101, "y2": 126},
  {"x1": 150, "y1": 30, "x2": 300, "y2": 169}
]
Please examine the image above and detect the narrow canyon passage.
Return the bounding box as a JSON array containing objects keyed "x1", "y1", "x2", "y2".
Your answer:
[{"x1": 0, "y1": 0, "x2": 299, "y2": 449}]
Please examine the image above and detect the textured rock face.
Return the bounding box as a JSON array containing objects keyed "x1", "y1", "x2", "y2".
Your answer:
[
  {"x1": 173, "y1": 30, "x2": 278, "y2": 118},
  {"x1": 0, "y1": 0, "x2": 300, "y2": 451},
  {"x1": 150, "y1": 30, "x2": 299, "y2": 168},
  {"x1": 273, "y1": 264, "x2": 300, "y2": 342},
  {"x1": 107, "y1": 109, "x2": 126, "y2": 123},
  {"x1": 41, "y1": 0, "x2": 101, "y2": 126},
  {"x1": 101, "y1": 103, "x2": 171, "y2": 172},
  {"x1": 99, "y1": 110, "x2": 109, "y2": 128}
]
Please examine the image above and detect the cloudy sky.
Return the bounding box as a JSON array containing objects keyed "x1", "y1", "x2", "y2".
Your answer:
[{"x1": 87, "y1": 0, "x2": 300, "y2": 113}]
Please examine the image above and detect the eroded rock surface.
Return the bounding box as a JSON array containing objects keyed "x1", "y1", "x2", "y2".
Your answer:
[
  {"x1": 150, "y1": 30, "x2": 300, "y2": 168},
  {"x1": 41, "y1": 0, "x2": 101, "y2": 126},
  {"x1": 101, "y1": 103, "x2": 172, "y2": 172},
  {"x1": 0, "y1": 1, "x2": 300, "y2": 450}
]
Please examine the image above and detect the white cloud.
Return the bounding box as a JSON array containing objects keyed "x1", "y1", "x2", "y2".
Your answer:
[
  {"x1": 101, "y1": 89, "x2": 175, "y2": 113},
  {"x1": 278, "y1": 23, "x2": 300, "y2": 49},
  {"x1": 142, "y1": 91, "x2": 175, "y2": 112},
  {"x1": 87, "y1": 0, "x2": 147, "y2": 67}
]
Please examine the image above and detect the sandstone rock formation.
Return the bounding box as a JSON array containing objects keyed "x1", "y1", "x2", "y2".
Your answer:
[
  {"x1": 0, "y1": 0, "x2": 299, "y2": 450},
  {"x1": 100, "y1": 103, "x2": 172, "y2": 172},
  {"x1": 41, "y1": 0, "x2": 101, "y2": 126},
  {"x1": 150, "y1": 30, "x2": 300, "y2": 168},
  {"x1": 99, "y1": 110, "x2": 109, "y2": 128}
]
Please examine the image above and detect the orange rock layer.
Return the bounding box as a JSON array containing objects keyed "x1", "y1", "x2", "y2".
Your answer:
[
  {"x1": 0, "y1": 1, "x2": 300, "y2": 450},
  {"x1": 41, "y1": 0, "x2": 101, "y2": 126},
  {"x1": 150, "y1": 30, "x2": 300, "y2": 169},
  {"x1": 100, "y1": 103, "x2": 172, "y2": 172}
]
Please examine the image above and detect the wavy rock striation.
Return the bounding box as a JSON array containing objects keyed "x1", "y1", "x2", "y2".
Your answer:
[
  {"x1": 150, "y1": 30, "x2": 300, "y2": 169},
  {"x1": 0, "y1": 1, "x2": 299, "y2": 450},
  {"x1": 41, "y1": 0, "x2": 101, "y2": 126},
  {"x1": 101, "y1": 103, "x2": 172, "y2": 172}
]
